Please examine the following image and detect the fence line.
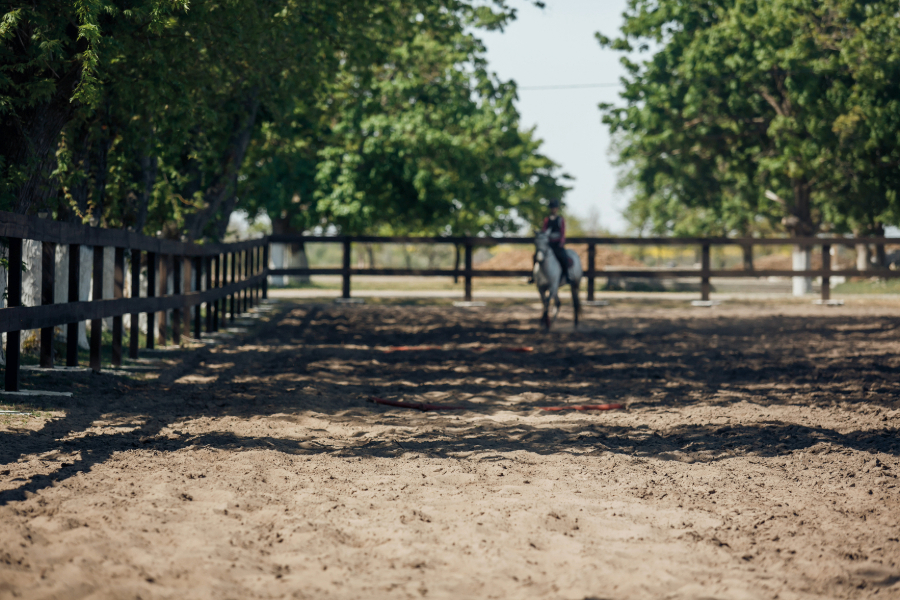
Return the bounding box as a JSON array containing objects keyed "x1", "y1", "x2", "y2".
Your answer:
[
  {"x1": 269, "y1": 234, "x2": 897, "y2": 303},
  {"x1": 0, "y1": 213, "x2": 268, "y2": 392},
  {"x1": 2, "y1": 217, "x2": 895, "y2": 393}
]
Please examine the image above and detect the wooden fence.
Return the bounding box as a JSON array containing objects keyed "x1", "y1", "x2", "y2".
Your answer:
[
  {"x1": 0, "y1": 213, "x2": 268, "y2": 392},
  {"x1": 2, "y1": 219, "x2": 894, "y2": 393},
  {"x1": 269, "y1": 234, "x2": 898, "y2": 302}
]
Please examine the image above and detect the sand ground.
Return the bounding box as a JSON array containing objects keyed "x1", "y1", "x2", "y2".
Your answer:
[{"x1": 1, "y1": 299, "x2": 899, "y2": 599}]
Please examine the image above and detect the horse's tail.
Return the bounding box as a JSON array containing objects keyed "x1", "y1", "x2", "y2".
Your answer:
[{"x1": 571, "y1": 278, "x2": 580, "y2": 329}]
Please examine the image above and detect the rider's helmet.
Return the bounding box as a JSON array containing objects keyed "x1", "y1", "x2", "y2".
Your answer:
[{"x1": 548, "y1": 199, "x2": 560, "y2": 209}]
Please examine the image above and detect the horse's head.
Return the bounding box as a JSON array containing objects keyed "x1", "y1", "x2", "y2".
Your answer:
[{"x1": 534, "y1": 230, "x2": 550, "y2": 260}]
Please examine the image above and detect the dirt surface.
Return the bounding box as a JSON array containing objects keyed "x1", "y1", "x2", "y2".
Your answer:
[{"x1": 1, "y1": 299, "x2": 899, "y2": 600}]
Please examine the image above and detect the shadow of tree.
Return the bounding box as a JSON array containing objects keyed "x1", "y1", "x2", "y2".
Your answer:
[{"x1": 1, "y1": 301, "x2": 898, "y2": 505}]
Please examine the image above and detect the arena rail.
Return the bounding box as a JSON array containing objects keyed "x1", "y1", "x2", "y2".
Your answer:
[
  {"x1": 4, "y1": 221, "x2": 894, "y2": 392},
  {"x1": 0, "y1": 212, "x2": 268, "y2": 392},
  {"x1": 268, "y1": 234, "x2": 897, "y2": 303}
]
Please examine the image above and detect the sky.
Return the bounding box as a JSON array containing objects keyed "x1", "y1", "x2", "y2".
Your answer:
[{"x1": 478, "y1": 0, "x2": 631, "y2": 233}]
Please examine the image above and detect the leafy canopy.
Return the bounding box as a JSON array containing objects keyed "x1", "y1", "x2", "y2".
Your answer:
[{"x1": 600, "y1": 0, "x2": 900, "y2": 237}]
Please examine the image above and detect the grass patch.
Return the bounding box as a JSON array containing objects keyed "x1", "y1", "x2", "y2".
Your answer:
[{"x1": 833, "y1": 277, "x2": 900, "y2": 294}]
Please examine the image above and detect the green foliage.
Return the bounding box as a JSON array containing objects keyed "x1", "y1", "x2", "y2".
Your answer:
[
  {"x1": 0, "y1": 0, "x2": 187, "y2": 212},
  {"x1": 601, "y1": 0, "x2": 900, "y2": 237},
  {"x1": 310, "y1": 22, "x2": 567, "y2": 235},
  {"x1": 1, "y1": 0, "x2": 567, "y2": 239}
]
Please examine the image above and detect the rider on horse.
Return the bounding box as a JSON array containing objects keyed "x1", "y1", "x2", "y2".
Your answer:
[
  {"x1": 542, "y1": 199, "x2": 570, "y2": 284},
  {"x1": 530, "y1": 199, "x2": 583, "y2": 329}
]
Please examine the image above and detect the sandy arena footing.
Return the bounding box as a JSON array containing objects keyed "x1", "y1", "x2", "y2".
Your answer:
[{"x1": 1, "y1": 300, "x2": 898, "y2": 599}]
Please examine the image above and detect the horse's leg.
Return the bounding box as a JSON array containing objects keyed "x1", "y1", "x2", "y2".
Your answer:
[
  {"x1": 550, "y1": 284, "x2": 561, "y2": 323},
  {"x1": 571, "y1": 278, "x2": 581, "y2": 329},
  {"x1": 538, "y1": 285, "x2": 550, "y2": 329}
]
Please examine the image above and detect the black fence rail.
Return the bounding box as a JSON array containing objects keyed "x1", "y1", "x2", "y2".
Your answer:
[
  {"x1": 3, "y1": 222, "x2": 895, "y2": 392},
  {"x1": 269, "y1": 234, "x2": 898, "y2": 302},
  {"x1": 0, "y1": 213, "x2": 268, "y2": 392}
]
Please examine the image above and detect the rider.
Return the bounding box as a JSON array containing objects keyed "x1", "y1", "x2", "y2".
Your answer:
[
  {"x1": 543, "y1": 199, "x2": 570, "y2": 284},
  {"x1": 530, "y1": 199, "x2": 570, "y2": 284}
]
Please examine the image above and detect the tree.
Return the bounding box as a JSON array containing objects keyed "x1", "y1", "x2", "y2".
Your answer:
[
  {"x1": 0, "y1": 0, "x2": 186, "y2": 215},
  {"x1": 311, "y1": 14, "x2": 567, "y2": 236},
  {"x1": 241, "y1": 2, "x2": 568, "y2": 237},
  {"x1": 600, "y1": 0, "x2": 900, "y2": 240},
  {"x1": 2, "y1": 0, "x2": 568, "y2": 243}
]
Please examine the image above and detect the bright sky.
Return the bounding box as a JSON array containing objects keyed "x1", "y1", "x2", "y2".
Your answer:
[{"x1": 478, "y1": 0, "x2": 630, "y2": 233}]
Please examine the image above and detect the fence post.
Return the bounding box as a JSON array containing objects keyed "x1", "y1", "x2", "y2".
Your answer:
[
  {"x1": 244, "y1": 249, "x2": 250, "y2": 309},
  {"x1": 213, "y1": 254, "x2": 222, "y2": 331},
  {"x1": 172, "y1": 253, "x2": 182, "y2": 345},
  {"x1": 250, "y1": 247, "x2": 256, "y2": 306},
  {"x1": 822, "y1": 244, "x2": 831, "y2": 301},
  {"x1": 242, "y1": 250, "x2": 249, "y2": 312},
  {"x1": 210, "y1": 254, "x2": 219, "y2": 331},
  {"x1": 464, "y1": 240, "x2": 473, "y2": 302},
  {"x1": 219, "y1": 252, "x2": 225, "y2": 322},
  {"x1": 90, "y1": 246, "x2": 103, "y2": 372},
  {"x1": 205, "y1": 255, "x2": 213, "y2": 332},
  {"x1": 247, "y1": 246, "x2": 259, "y2": 308},
  {"x1": 67, "y1": 243, "x2": 80, "y2": 366},
  {"x1": 587, "y1": 243, "x2": 596, "y2": 302},
  {"x1": 230, "y1": 252, "x2": 236, "y2": 321},
  {"x1": 129, "y1": 249, "x2": 141, "y2": 359},
  {"x1": 700, "y1": 242, "x2": 711, "y2": 301},
  {"x1": 5, "y1": 237, "x2": 22, "y2": 391},
  {"x1": 112, "y1": 247, "x2": 124, "y2": 366},
  {"x1": 146, "y1": 252, "x2": 156, "y2": 349},
  {"x1": 220, "y1": 253, "x2": 226, "y2": 326},
  {"x1": 193, "y1": 256, "x2": 202, "y2": 339},
  {"x1": 157, "y1": 254, "x2": 168, "y2": 347},
  {"x1": 742, "y1": 244, "x2": 754, "y2": 271},
  {"x1": 218, "y1": 253, "x2": 225, "y2": 327},
  {"x1": 183, "y1": 255, "x2": 192, "y2": 338},
  {"x1": 262, "y1": 242, "x2": 269, "y2": 300},
  {"x1": 40, "y1": 241, "x2": 56, "y2": 368},
  {"x1": 256, "y1": 245, "x2": 262, "y2": 303},
  {"x1": 342, "y1": 238, "x2": 351, "y2": 299}
]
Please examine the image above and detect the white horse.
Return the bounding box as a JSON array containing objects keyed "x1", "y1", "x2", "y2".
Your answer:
[{"x1": 533, "y1": 231, "x2": 582, "y2": 329}]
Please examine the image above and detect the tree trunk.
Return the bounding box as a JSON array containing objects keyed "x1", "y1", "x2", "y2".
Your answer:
[
  {"x1": 0, "y1": 65, "x2": 82, "y2": 215},
  {"x1": 134, "y1": 153, "x2": 158, "y2": 234},
  {"x1": 852, "y1": 223, "x2": 886, "y2": 272},
  {"x1": 404, "y1": 247, "x2": 413, "y2": 270},
  {"x1": 69, "y1": 130, "x2": 93, "y2": 220},
  {"x1": 872, "y1": 224, "x2": 886, "y2": 269},
  {"x1": 91, "y1": 125, "x2": 113, "y2": 224},
  {"x1": 286, "y1": 243, "x2": 310, "y2": 285},
  {"x1": 856, "y1": 243, "x2": 872, "y2": 271},
  {"x1": 272, "y1": 217, "x2": 309, "y2": 284},
  {"x1": 269, "y1": 242, "x2": 286, "y2": 287},
  {"x1": 792, "y1": 246, "x2": 812, "y2": 295},
  {"x1": 185, "y1": 90, "x2": 261, "y2": 241},
  {"x1": 785, "y1": 180, "x2": 815, "y2": 296}
]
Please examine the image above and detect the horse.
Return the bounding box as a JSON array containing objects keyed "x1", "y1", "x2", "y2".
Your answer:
[{"x1": 533, "y1": 231, "x2": 582, "y2": 330}]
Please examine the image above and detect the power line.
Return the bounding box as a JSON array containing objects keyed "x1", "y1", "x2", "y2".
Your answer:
[{"x1": 518, "y1": 82, "x2": 621, "y2": 90}]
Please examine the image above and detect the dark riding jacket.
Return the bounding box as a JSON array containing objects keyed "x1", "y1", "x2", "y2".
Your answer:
[{"x1": 541, "y1": 215, "x2": 566, "y2": 246}]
